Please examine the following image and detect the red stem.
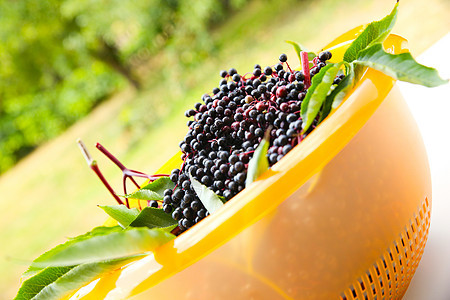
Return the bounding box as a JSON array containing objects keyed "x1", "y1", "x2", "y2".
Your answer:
[
  {"x1": 285, "y1": 61, "x2": 293, "y2": 73},
  {"x1": 313, "y1": 57, "x2": 318, "y2": 68},
  {"x1": 77, "y1": 140, "x2": 124, "y2": 206},
  {"x1": 96, "y1": 143, "x2": 168, "y2": 181},
  {"x1": 95, "y1": 143, "x2": 169, "y2": 209},
  {"x1": 90, "y1": 162, "x2": 124, "y2": 206},
  {"x1": 96, "y1": 143, "x2": 127, "y2": 170},
  {"x1": 301, "y1": 51, "x2": 311, "y2": 89},
  {"x1": 123, "y1": 178, "x2": 130, "y2": 208}
]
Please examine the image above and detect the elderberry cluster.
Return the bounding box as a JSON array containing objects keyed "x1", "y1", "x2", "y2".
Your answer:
[{"x1": 163, "y1": 51, "x2": 341, "y2": 232}]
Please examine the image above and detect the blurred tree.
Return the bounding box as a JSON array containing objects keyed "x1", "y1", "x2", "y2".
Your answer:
[
  {"x1": 0, "y1": 0, "x2": 250, "y2": 173},
  {"x1": 0, "y1": 0, "x2": 125, "y2": 172}
]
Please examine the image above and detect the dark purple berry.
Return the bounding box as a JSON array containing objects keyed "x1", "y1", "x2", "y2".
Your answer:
[{"x1": 279, "y1": 53, "x2": 287, "y2": 62}]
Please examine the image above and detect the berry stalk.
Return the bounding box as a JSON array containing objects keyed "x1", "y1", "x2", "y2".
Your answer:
[
  {"x1": 77, "y1": 139, "x2": 124, "y2": 206},
  {"x1": 301, "y1": 51, "x2": 311, "y2": 89},
  {"x1": 95, "y1": 143, "x2": 168, "y2": 208}
]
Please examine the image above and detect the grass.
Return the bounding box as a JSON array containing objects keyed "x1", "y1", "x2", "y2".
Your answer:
[{"x1": 1, "y1": 0, "x2": 449, "y2": 298}]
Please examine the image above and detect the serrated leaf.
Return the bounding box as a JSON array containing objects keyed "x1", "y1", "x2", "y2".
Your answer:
[
  {"x1": 246, "y1": 130, "x2": 270, "y2": 187},
  {"x1": 286, "y1": 40, "x2": 303, "y2": 63},
  {"x1": 23, "y1": 226, "x2": 124, "y2": 277},
  {"x1": 140, "y1": 177, "x2": 174, "y2": 195},
  {"x1": 14, "y1": 267, "x2": 73, "y2": 300},
  {"x1": 343, "y1": 2, "x2": 398, "y2": 62},
  {"x1": 30, "y1": 227, "x2": 175, "y2": 268},
  {"x1": 319, "y1": 63, "x2": 356, "y2": 122},
  {"x1": 126, "y1": 189, "x2": 163, "y2": 201},
  {"x1": 285, "y1": 41, "x2": 316, "y2": 68},
  {"x1": 189, "y1": 174, "x2": 225, "y2": 214},
  {"x1": 125, "y1": 177, "x2": 174, "y2": 201},
  {"x1": 15, "y1": 257, "x2": 141, "y2": 300},
  {"x1": 301, "y1": 63, "x2": 343, "y2": 132},
  {"x1": 129, "y1": 207, "x2": 177, "y2": 229},
  {"x1": 330, "y1": 68, "x2": 355, "y2": 109},
  {"x1": 99, "y1": 205, "x2": 139, "y2": 228},
  {"x1": 354, "y1": 43, "x2": 448, "y2": 87},
  {"x1": 68, "y1": 226, "x2": 123, "y2": 240}
]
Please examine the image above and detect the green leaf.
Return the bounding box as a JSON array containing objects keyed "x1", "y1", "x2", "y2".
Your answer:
[
  {"x1": 246, "y1": 130, "x2": 270, "y2": 187},
  {"x1": 343, "y1": 2, "x2": 398, "y2": 62},
  {"x1": 125, "y1": 177, "x2": 174, "y2": 201},
  {"x1": 308, "y1": 52, "x2": 317, "y2": 61},
  {"x1": 99, "y1": 205, "x2": 139, "y2": 228},
  {"x1": 285, "y1": 40, "x2": 303, "y2": 63},
  {"x1": 30, "y1": 227, "x2": 175, "y2": 268},
  {"x1": 189, "y1": 174, "x2": 225, "y2": 214},
  {"x1": 354, "y1": 43, "x2": 448, "y2": 87},
  {"x1": 285, "y1": 41, "x2": 316, "y2": 68},
  {"x1": 129, "y1": 207, "x2": 177, "y2": 229},
  {"x1": 319, "y1": 63, "x2": 356, "y2": 122},
  {"x1": 14, "y1": 267, "x2": 73, "y2": 300},
  {"x1": 140, "y1": 177, "x2": 174, "y2": 195},
  {"x1": 301, "y1": 63, "x2": 343, "y2": 132},
  {"x1": 23, "y1": 226, "x2": 124, "y2": 277},
  {"x1": 126, "y1": 189, "x2": 163, "y2": 201},
  {"x1": 218, "y1": 195, "x2": 227, "y2": 203},
  {"x1": 15, "y1": 257, "x2": 140, "y2": 300}
]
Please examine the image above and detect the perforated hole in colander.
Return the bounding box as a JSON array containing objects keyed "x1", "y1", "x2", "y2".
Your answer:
[{"x1": 340, "y1": 197, "x2": 431, "y2": 300}]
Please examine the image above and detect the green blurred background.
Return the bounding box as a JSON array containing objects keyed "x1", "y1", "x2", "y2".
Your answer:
[{"x1": 0, "y1": 0, "x2": 448, "y2": 298}]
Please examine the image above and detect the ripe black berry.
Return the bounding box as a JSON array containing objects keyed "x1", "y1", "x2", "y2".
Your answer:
[
  {"x1": 264, "y1": 66, "x2": 273, "y2": 75},
  {"x1": 163, "y1": 50, "x2": 343, "y2": 233},
  {"x1": 149, "y1": 200, "x2": 158, "y2": 208},
  {"x1": 229, "y1": 68, "x2": 237, "y2": 76},
  {"x1": 279, "y1": 53, "x2": 288, "y2": 62},
  {"x1": 318, "y1": 51, "x2": 332, "y2": 62}
]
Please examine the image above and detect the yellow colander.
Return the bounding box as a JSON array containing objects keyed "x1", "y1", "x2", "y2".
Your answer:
[{"x1": 69, "y1": 28, "x2": 431, "y2": 300}]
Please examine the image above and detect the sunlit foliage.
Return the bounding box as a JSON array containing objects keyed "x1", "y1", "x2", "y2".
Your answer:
[{"x1": 0, "y1": 0, "x2": 249, "y2": 173}]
